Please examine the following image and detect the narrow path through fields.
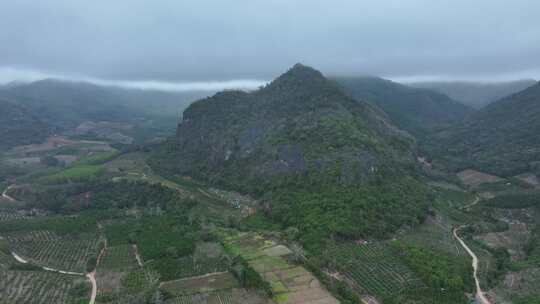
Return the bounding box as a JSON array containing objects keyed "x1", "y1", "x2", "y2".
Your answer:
[
  {"x1": 462, "y1": 196, "x2": 480, "y2": 210},
  {"x1": 453, "y1": 226, "x2": 491, "y2": 304},
  {"x1": 132, "y1": 244, "x2": 143, "y2": 267}
]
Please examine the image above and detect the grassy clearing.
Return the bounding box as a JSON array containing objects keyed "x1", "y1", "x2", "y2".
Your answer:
[
  {"x1": 72, "y1": 151, "x2": 120, "y2": 166},
  {"x1": 38, "y1": 165, "x2": 105, "y2": 184}
]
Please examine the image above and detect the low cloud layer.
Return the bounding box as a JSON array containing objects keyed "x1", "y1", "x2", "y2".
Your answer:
[
  {"x1": 0, "y1": 67, "x2": 267, "y2": 92},
  {"x1": 1, "y1": 0, "x2": 539, "y2": 83}
]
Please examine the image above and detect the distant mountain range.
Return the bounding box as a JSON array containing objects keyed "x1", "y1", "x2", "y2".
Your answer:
[
  {"x1": 335, "y1": 77, "x2": 473, "y2": 138},
  {"x1": 151, "y1": 64, "x2": 428, "y2": 243},
  {"x1": 427, "y1": 81, "x2": 540, "y2": 176},
  {"x1": 409, "y1": 79, "x2": 537, "y2": 109},
  {"x1": 0, "y1": 79, "x2": 210, "y2": 130}
]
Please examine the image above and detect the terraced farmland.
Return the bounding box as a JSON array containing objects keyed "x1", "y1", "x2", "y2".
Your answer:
[
  {"x1": 325, "y1": 242, "x2": 425, "y2": 299},
  {"x1": 165, "y1": 288, "x2": 269, "y2": 304},
  {"x1": 222, "y1": 231, "x2": 339, "y2": 304},
  {"x1": 0, "y1": 270, "x2": 85, "y2": 304},
  {"x1": 5, "y1": 230, "x2": 100, "y2": 273}
]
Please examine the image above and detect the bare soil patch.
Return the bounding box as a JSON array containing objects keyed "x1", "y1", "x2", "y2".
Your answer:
[{"x1": 457, "y1": 169, "x2": 503, "y2": 187}]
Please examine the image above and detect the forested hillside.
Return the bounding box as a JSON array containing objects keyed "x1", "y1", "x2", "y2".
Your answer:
[
  {"x1": 0, "y1": 79, "x2": 208, "y2": 129},
  {"x1": 411, "y1": 79, "x2": 537, "y2": 109},
  {"x1": 0, "y1": 99, "x2": 50, "y2": 149},
  {"x1": 336, "y1": 77, "x2": 473, "y2": 138},
  {"x1": 427, "y1": 81, "x2": 540, "y2": 176}
]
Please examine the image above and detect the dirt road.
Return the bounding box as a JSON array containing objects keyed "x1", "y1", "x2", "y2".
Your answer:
[
  {"x1": 11, "y1": 252, "x2": 85, "y2": 275},
  {"x1": 1, "y1": 184, "x2": 16, "y2": 202},
  {"x1": 86, "y1": 271, "x2": 97, "y2": 304},
  {"x1": 453, "y1": 227, "x2": 491, "y2": 304}
]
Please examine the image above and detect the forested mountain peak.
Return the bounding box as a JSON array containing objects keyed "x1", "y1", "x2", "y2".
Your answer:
[{"x1": 152, "y1": 64, "x2": 428, "y2": 244}]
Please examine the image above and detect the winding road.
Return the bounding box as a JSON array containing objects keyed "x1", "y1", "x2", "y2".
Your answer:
[{"x1": 453, "y1": 226, "x2": 491, "y2": 304}]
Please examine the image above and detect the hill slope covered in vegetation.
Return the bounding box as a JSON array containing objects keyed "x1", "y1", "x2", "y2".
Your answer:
[
  {"x1": 152, "y1": 64, "x2": 428, "y2": 248},
  {"x1": 335, "y1": 77, "x2": 473, "y2": 138},
  {"x1": 427, "y1": 81, "x2": 540, "y2": 176},
  {"x1": 0, "y1": 99, "x2": 50, "y2": 149}
]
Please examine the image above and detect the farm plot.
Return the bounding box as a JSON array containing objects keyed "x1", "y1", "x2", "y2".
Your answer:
[
  {"x1": 160, "y1": 272, "x2": 237, "y2": 296},
  {"x1": 96, "y1": 245, "x2": 158, "y2": 300},
  {"x1": 0, "y1": 270, "x2": 87, "y2": 304},
  {"x1": 165, "y1": 288, "x2": 269, "y2": 304},
  {"x1": 222, "y1": 231, "x2": 339, "y2": 304},
  {"x1": 147, "y1": 255, "x2": 229, "y2": 281},
  {"x1": 5, "y1": 230, "x2": 100, "y2": 273},
  {"x1": 98, "y1": 244, "x2": 139, "y2": 270},
  {"x1": 324, "y1": 242, "x2": 424, "y2": 299}
]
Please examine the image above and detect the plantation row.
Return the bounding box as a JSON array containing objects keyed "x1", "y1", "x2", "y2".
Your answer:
[
  {"x1": 0, "y1": 270, "x2": 82, "y2": 304},
  {"x1": 325, "y1": 242, "x2": 424, "y2": 298},
  {"x1": 5, "y1": 230, "x2": 60, "y2": 242},
  {"x1": 6, "y1": 230, "x2": 99, "y2": 272},
  {"x1": 0, "y1": 211, "x2": 29, "y2": 222}
]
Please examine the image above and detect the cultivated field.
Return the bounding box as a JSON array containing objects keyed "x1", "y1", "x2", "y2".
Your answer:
[
  {"x1": 325, "y1": 242, "x2": 424, "y2": 299},
  {"x1": 222, "y1": 231, "x2": 339, "y2": 304},
  {"x1": 0, "y1": 210, "x2": 29, "y2": 222},
  {"x1": 0, "y1": 270, "x2": 86, "y2": 304},
  {"x1": 98, "y1": 244, "x2": 139, "y2": 270},
  {"x1": 161, "y1": 272, "x2": 238, "y2": 296},
  {"x1": 164, "y1": 288, "x2": 269, "y2": 304},
  {"x1": 5, "y1": 230, "x2": 100, "y2": 273}
]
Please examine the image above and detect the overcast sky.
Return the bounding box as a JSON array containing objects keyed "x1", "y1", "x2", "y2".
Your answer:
[{"x1": 1, "y1": 0, "x2": 539, "y2": 90}]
